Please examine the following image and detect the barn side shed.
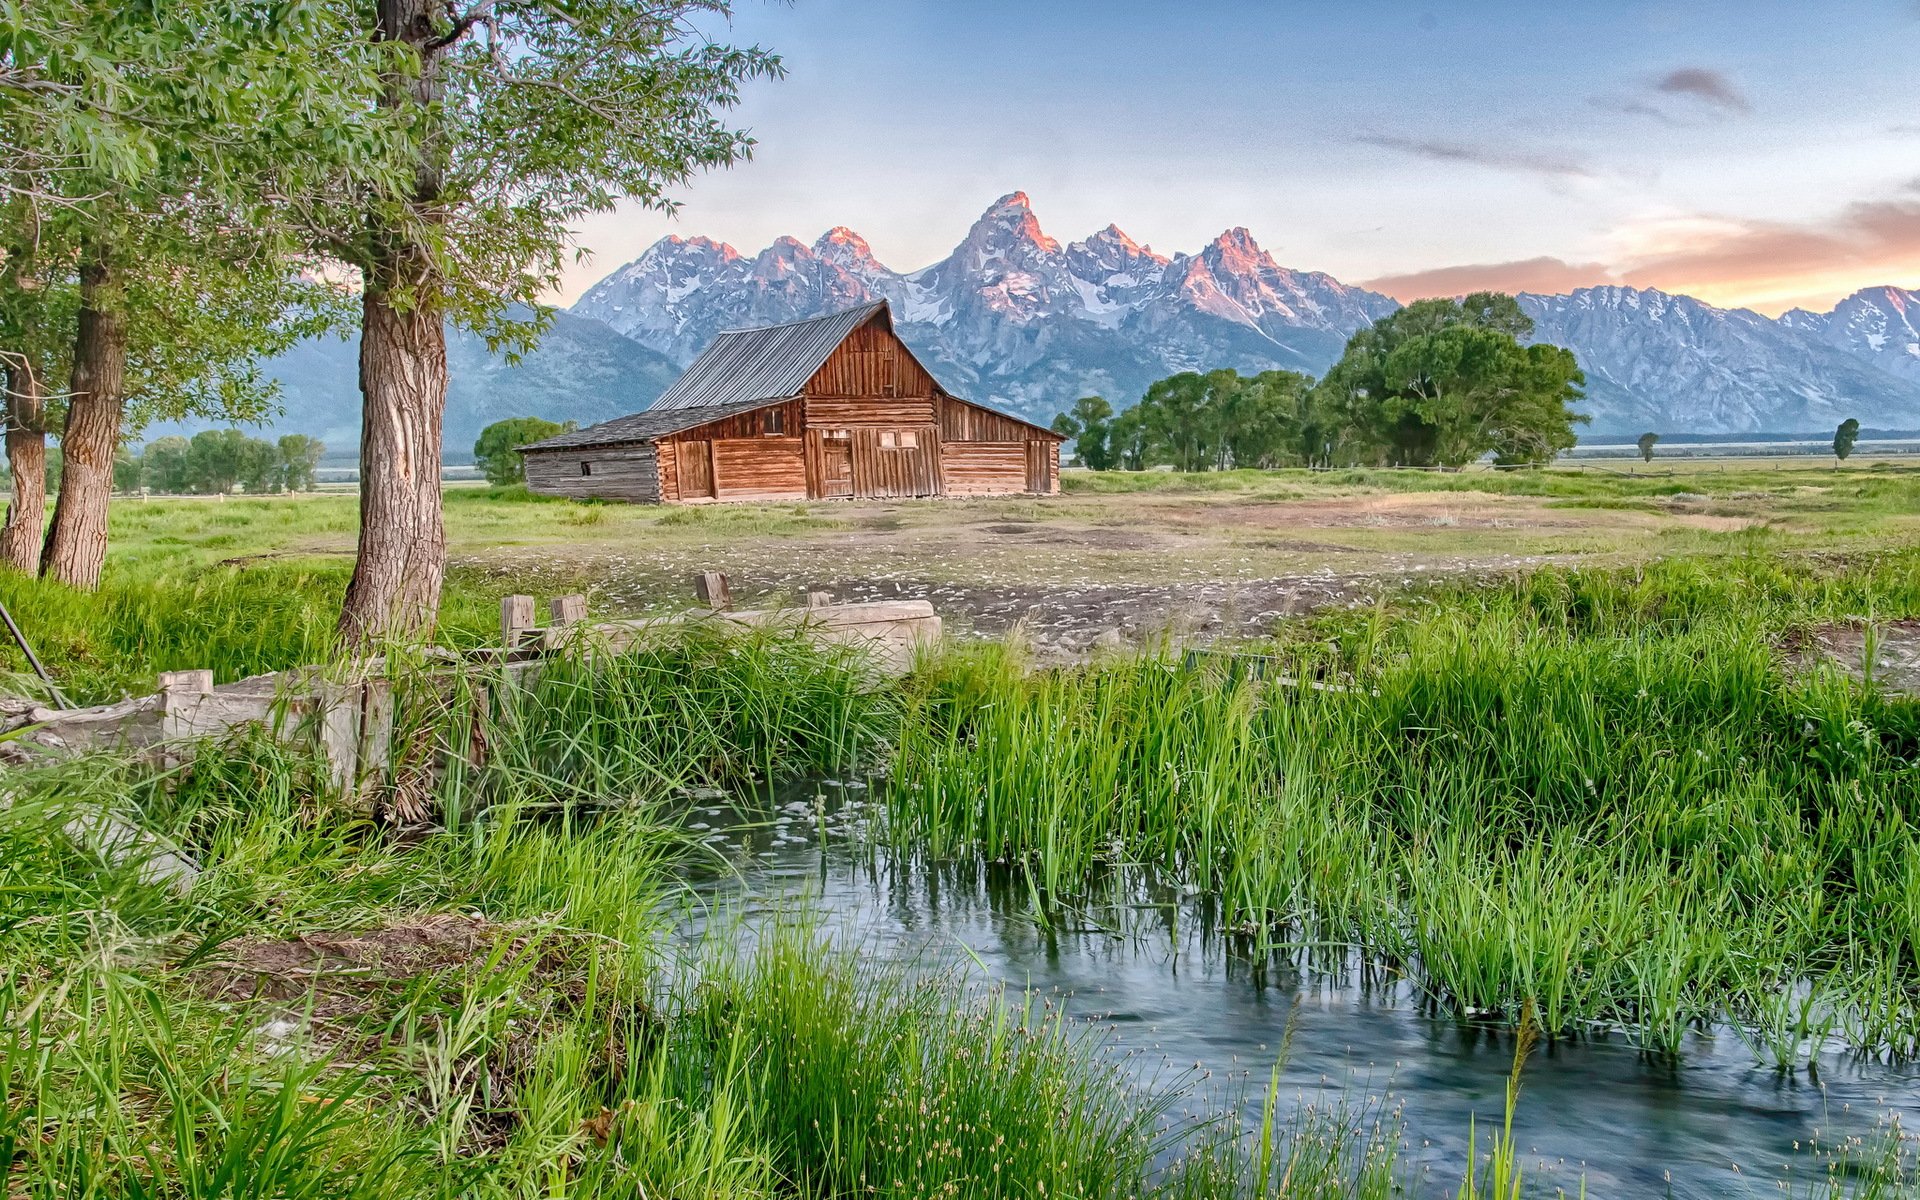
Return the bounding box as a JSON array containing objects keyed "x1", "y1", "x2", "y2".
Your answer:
[{"x1": 520, "y1": 301, "x2": 1064, "y2": 504}]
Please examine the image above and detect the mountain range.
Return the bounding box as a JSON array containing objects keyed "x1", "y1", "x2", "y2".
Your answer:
[{"x1": 227, "y1": 192, "x2": 1920, "y2": 448}]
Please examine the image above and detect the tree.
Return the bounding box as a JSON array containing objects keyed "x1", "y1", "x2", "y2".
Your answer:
[
  {"x1": 113, "y1": 450, "x2": 142, "y2": 494},
  {"x1": 1312, "y1": 292, "x2": 1586, "y2": 468},
  {"x1": 1637, "y1": 432, "x2": 1659, "y2": 463},
  {"x1": 238, "y1": 437, "x2": 285, "y2": 494},
  {"x1": 1222, "y1": 370, "x2": 1313, "y2": 469},
  {"x1": 140, "y1": 437, "x2": 192, "y2": 494},
  {"x1": 308, "y1": 3, "x2": 780, "y2": 647},
  {"x1": 1834, "y1": 418, "x2": 1860, "y2": 462},
  {"x1": 183, "y1": 429, "x2": 253, "y2": 495},
  {"x1": 1049, "y1": 396, "x2": 1116, "y2": 470},
  {"x1": 8, "y1": 2, "x2": 383, "y2": 588},
  {"x1": 279, "y1": 435, "x2": 325, "y2": 492},
  {"x1": 474, "y1": 417, "x2": 572, "y2": 485}
]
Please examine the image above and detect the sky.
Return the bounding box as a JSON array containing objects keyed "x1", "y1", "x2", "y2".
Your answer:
[{"x1": 556, "y1": 0, "x2": 1920, "y2": 316}]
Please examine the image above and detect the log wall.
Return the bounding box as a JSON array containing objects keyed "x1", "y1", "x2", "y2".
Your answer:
[
  {"x1": 523, "y1": 443, "x2": 661, "y2": 502},
  {"x1": 942, "y1": 442, "x2": 1028, "y2": 496}
]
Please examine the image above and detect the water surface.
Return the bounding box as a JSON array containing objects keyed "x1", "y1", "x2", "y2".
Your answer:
[{"x1": 678, "y1": 785, "x2": 1916, "y2": 1199}]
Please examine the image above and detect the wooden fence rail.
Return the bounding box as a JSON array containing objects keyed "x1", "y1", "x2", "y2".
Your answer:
[{"x1": 10, "y1": 576, "x2": 940, "y2": 801}]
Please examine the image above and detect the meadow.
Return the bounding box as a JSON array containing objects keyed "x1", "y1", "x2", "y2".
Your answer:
[{"x1": 7, "y1": 460, "x2": 1920, "y2": 1195}]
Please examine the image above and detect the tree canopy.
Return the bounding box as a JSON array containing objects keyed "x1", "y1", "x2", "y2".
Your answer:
[
  {"x1": 1057, "y1": 293, "x2": 1587, "y2": 473},
  {"x1": 474, "y1": 417, "x2": 574, "y2": 485},
  {"x1": 1313, "y1": 293, "x2": 1586, "y2": 468},
  {"x1": 1834, "y1": 418, "x2": 1861, "y2": 462}
]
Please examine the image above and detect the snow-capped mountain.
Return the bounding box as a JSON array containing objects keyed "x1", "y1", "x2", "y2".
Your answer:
[
  {"x1": 572, "y1": 193, "x2": 1920, "y2": 434},
  {"x1": 1780, "y1": 287, "x2": 1920, "y2": 386},
  {"x1": 573, "y1": 192, "x2": 1399, "y2": 424},
  {"x1": 1518, "y1": 286, "x2": 1920, "y2": 433}
]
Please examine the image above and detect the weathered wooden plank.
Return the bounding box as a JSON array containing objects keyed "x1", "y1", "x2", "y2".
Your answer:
[
  {"x1": 694, "y1": 571, "x2": 733, "y2": 609},
  {"x1": 523, "y1": 443, "x2": 662, "y2": 502},
  {"x1": 501, "y1": 595, "x2": 537, "y2": 647},
  {"x1": 549, "y1": 594, "x2": 588, "y2": 626},
  {"x1": 711, "y1": 436, "x2": 806, "y2": 500}
]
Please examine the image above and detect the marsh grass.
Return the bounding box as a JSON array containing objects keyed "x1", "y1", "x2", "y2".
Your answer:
[{"x1": 886, "y1": 550, "x2": 1920, "y2": 1060}]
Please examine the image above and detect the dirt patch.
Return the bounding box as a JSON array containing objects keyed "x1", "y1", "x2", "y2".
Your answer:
[
  {"x1": 187, "y1": 914, "x2": 596, "y2": 1149},
  {"x1": 192, "y1": 914, "x2": 511, "y2": 1016},
  {"x1": 815, "y1": 562, "x2": 1550, "y2": 658},
  {"x1": 1785, "y1": 620, "x2": 1920, "y2": 695}
]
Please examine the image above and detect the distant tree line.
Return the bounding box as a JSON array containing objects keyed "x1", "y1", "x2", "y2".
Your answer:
[
  {"x1": 1054, "y1": 293, "x2": 1588, "y2": 471},
  {"x1": 112, "y1": 431, "x2": 324, "y2": 495}
]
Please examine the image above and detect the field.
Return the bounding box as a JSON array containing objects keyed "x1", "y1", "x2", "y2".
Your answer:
[
  {"x1": 10, "y1": 455, "x2": 1920, "y2": 701},
  {"x1": 8, "y1": 457, "x2": 1920, "y2": 1196}
]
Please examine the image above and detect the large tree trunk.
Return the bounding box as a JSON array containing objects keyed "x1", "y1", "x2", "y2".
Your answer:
[
  {"x1": 337, "y1": 265, "x2": 447, "y2": 644},
  {"x1": 41, "y1": 254, "x2": 125, "y2": 590},
  {"x1": 0, "y1": 356, "x2": 46, "y2": 574},
  {"x1": 337, "y1": 0, "x2": 451, "y2": 646}
]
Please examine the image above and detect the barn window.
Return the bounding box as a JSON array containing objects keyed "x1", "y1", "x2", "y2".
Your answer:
[
  {"x1": 879, "y1": 430, "x2": 918, "y2": 450},
  {"x1": 580, "y1": 461, "x2": 592, "y2": 477},
  {"x1": 762, "y1": 409, "x2": 786, "y2": 435},
  {"x1": 879, "y1": 431, "x2": 896, "y2": 449},
  {"x1": 824, "y1": 428, "x2": 850, "y2": 440}
]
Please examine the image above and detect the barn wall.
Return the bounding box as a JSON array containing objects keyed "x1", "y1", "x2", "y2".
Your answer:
[
  {"x1": 805, "y1": 320, "x2": 936, "y2": 399},
  {"x1": 711, "y1": 437, "x2": 807, "y2": 501},
  {"x1": 847, "y1": 427, "x2": 941, "y2": 498},
  {"x1": 941, "y1": 442, "x2": 1028, "y2": 496},
  {"x1": 805, "y1": 396, "x2": 937, "y2": 428},
  {"x1": 670, "y1": 399, "x2": 803, "y2": 442},
  {"x1": 523, "y1": 444, "x2": 661, "y2": 502},
  {"x1": 938, "y1": 396, "x2": 1035, "y2": 443}
]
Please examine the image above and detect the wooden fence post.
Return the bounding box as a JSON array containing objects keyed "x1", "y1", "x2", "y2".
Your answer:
[
  {"x1": 501, "y1": 594, "x2": 537, "y2": 648},
  {"x1": 157, "y1": 670, "x2": 214, "y2": 745},
  {"x1": 549, "y1": 594, "x2": 588, "y2": 626},
  {"x1": 693, "y1": 571, "x2": 733, "y2": 610}
]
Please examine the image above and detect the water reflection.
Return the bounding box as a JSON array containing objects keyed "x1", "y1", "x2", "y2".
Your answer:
[{"x1": 676, "y1": 784, "x2": 1916, "y2": 1199}]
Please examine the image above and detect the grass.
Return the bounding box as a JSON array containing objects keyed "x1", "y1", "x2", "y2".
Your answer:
[
  {"x1": 14, "y1": 470, "x2": 1920, "y2": 1193},
  {"x1": 885, "y1": 548, "x2": 1920, "y2": 1061},
  {"x1": 3, "y1": 623, "x2": 1587, "y2": 1200}
]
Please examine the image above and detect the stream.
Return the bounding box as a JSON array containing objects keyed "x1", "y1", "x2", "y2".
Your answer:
[{"x1": 676, "y1": 782, "x2": 1918, "y2": 1199}]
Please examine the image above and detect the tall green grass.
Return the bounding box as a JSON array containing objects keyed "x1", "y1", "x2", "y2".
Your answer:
[{"x1": 886, "y1": 550, "x2": 1920, "y2": 1059}]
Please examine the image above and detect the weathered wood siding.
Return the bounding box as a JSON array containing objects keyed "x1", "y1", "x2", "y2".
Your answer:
[
  {"x1": 1026, "y1": 440, "x2": 1057, "y2": 494},
  {"x1": 805, "y1": 396, "x2": 937, "y2": 428},
  {"x1": 523, "y1": 444, "x2": 660, "y2": 502},
  {"x1": 938, "y1": 395, "x2": 1032, "y2": 442},
  {"x1": 711, "y1": 436, "x2": 807, "y2": 501},
  {"x1": 848, "y1": 427, "x2": 941, "y2": 498},
  {"x1": 941, "y1": 442, "x2": 1028, "y2": 496},
  {"x1": 805, "y1": 321, "x2": 936, "y2": 399},
  {"x1": 658, "y1": 398, "x2": 803, "y2": 502}
]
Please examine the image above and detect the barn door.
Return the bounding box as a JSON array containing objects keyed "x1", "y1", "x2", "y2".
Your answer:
[
  {"x1": 679, "y1": 440, "x2": 714, "y2": 498},
  {"x1": 1025, "y1": 440, "x2": 1053, "y2": 493},
  {"x1": 822, "y1": 438, "x2": 853, "y2": 497}
]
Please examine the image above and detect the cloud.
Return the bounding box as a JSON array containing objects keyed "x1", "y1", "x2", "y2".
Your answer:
[
  {"x1": 1360, "y1": 182, "x2": 1920, "y2": 314},
  {"x1": 1354, "y1": 134, "x2": 1592, "y2": 179},
  {"x1": 1606, "y1": 191, "x2": 1920, "y2": 312},
  {"x1": 1362, "y1": 257, "x2": 1618, "y2": 301},
  {"x1": 1597, "y1": 67, "x2": 1750, "y2": 125},
  {"x1": 1652, "y1": 67, "x2": 1751, "y2": 114}
]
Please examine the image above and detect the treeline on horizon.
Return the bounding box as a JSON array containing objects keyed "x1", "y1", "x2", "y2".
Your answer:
[
  {"x1": 1054, "y1": 292, "x2": 1878, "y2": 471},
  {"x1": 1053, "y1": 292, "x2": 1588, "y2": 471}
]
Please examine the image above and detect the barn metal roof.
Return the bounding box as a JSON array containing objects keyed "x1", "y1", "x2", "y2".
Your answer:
[
  {"x1": 650, "y1": 300, "x2": 891, "y2": 412},
  {"x1": 517, "y1": 397, "x2": 780, "y2": 452}
]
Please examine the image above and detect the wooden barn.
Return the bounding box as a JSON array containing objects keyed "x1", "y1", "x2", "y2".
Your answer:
[{"x1": 518, "y1": 301, "x2": 1064, "y2": 504}]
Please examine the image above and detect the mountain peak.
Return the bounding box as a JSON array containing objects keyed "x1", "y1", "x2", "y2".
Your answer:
[
  {"x1": 964, "y1": 191, "x2": 1061, "y2": 255},
  {"x1": 816, "y1": 225, "x2": 874, "y2": 255}
]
